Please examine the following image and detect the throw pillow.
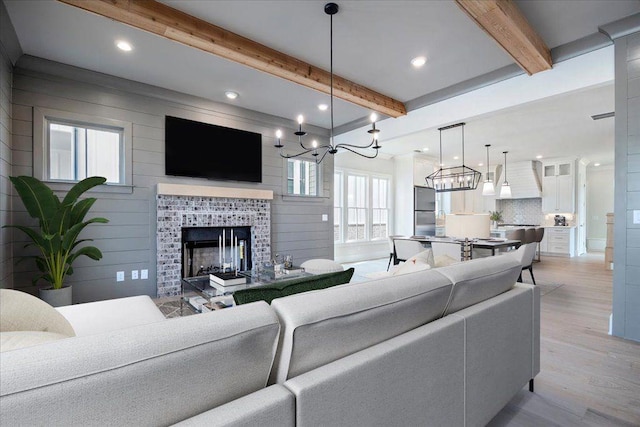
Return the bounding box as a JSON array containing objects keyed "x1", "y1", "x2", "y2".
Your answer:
[
  {"x1": 434, "y1": 254, "x2": 461, "y2": 268},
  {"x1": 391, "y1": 258, "x2": 431, "y2": 276},
  {"x1": 0, "y1": 289, "x2": 76, "y2": 337},
  {"x1": 405, "y1": 249, "x2": 435, "y2": 267},
  {"x1": 233, "y1": 268, "x2": 355, "y2": 305}
]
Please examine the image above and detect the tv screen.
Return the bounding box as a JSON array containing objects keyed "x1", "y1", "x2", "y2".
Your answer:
[{"x1": 165, "y1": 116, "x2": 262, "y2": 183}]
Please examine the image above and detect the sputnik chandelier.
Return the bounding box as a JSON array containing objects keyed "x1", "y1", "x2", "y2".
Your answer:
[{"x1": 274, "y1": 2, "x2": 381, "y2": 164}]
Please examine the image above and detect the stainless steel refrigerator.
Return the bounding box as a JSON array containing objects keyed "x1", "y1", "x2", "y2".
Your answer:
[{"x1": 414, "y1": 186, "x2": 436, "y2": 236}]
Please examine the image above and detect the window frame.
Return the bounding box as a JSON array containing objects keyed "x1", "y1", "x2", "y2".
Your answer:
[
  {"x1": 334, "y1": 167, "x2": 392, "y2": 244},
  {"x1": 281, "y1": 156, "x2": 324, "y2": 198},
  {"x1": 34, "y1": 107, "x2": 133, "y2": 193}
]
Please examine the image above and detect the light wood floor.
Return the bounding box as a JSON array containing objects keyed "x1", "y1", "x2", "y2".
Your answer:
[{"x1": 344, "y1": 253, "x2": 640, "y2": 426}]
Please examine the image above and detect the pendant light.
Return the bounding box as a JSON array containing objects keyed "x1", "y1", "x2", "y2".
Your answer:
[
  {"x1": 424, "y1": 122, "x2": 482, "y2": 192},
  {"x1": 482, "y1": 144, "x2": 495, "y2": 196},
  {"x1": 500, "y1": 151, "x2": 512, "y2": 198}
]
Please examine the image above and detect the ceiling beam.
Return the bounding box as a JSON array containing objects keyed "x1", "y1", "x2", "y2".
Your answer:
[
  {"x1": 57, "y1": 0, "x2": 407, "y2": 118},
  {"x1": 454, "y1": 0, "x2": 552, "y2": 75}
]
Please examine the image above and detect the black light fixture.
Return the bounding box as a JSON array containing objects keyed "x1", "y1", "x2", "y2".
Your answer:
[
  {"x1": 274, "y1": 2, "x2": 381, "y2": 163},
  {"x1": 482, "y1": 144, "x2": 495, "y2": 196},
  {"x1": 425, "y1": 122, "x2": 482, "y2": 192}
]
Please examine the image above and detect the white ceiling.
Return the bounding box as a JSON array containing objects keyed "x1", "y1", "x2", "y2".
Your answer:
[{"x1": 4, "y1": 0, "x2": 640, "y2": 168}]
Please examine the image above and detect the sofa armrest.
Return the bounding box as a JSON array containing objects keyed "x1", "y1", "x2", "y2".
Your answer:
[
  {"x1": 55, "y1": 295, "x2": 166, "y2": 336},
  {"x1": 171, "y1": 385, "x2": 295, "y2": 427}
]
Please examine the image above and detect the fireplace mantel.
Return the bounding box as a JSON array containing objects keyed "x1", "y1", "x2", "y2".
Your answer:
[{"x1": 157, "y1": 183, "x2": 273, "y2": 200}]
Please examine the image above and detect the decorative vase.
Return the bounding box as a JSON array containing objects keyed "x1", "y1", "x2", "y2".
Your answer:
[
  {"x1": 39, "y1": 285, "x2": 72, "y2": 307},
  {"x1": 492, "y1": 221, "x2": 498, "y2": 229}
]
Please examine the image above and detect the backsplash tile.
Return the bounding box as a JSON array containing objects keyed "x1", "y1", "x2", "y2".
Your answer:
[{"x1": 495, "y1": 198, "x2": 543, "y2": 225}]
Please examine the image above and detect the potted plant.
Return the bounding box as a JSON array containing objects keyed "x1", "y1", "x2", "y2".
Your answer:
[
  {"x1": 489, "y1": 210, "x2": 503, "y2": 229},
  {"x1": 4, "y1": 176, "x2": 109, "y2": 306}
]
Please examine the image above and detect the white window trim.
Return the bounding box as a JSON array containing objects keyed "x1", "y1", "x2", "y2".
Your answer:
[
  {"x1": 281, "y1": 156, "x2": 326, "y2": 200},
  {"x1": 34, "y1": 107, "x2": 133, "y2": 193},
  {"x1": 335, "y1": 166, "x2": 392, "y2": 244}
]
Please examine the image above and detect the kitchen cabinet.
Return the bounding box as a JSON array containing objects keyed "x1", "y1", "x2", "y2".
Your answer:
[
  {"x1": 541, "y1": 226, "x2": 575, "y2": 257},
  {"x1": 542, "y1": 160, "x2": 575, "y2": 213}
]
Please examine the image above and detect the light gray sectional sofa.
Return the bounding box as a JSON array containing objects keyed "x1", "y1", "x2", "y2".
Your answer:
[{"x1": 0, "y1": 254, "x2": 539, "y2": 427}]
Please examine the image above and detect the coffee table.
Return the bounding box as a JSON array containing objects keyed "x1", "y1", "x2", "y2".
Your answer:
[{"x1": 181, "y1": 268, "x2": 311, "y2": 313}]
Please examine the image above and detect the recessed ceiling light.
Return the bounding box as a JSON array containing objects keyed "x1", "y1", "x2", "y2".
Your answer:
[
  {"x1": 453, "y1": 156, "x2": 459, "y2": 160},
  {"x1": 318, "y1": 104, "x2": 328, "y2": 111},
  {"x1": 422, "y1": 147, "x2": 429, "y2": 152},
  {"x1": 225, "y1": 91, "x2": 239, "y2": 100},
  {"x1": 116, "y1": 40, "x2": 133, "y2": 52},
  {"x1": 536, "y1": 155, "x2": 543, "y2": 159},
  {"x1": 411, "y1": 56, "x2": 427, "y2": 68},
  {"x1": 594, "y1": 163, "x2": 601, "y2": 167},
  {"x1": 478, "y1": 162, "x2": 483, "y2": 167}
]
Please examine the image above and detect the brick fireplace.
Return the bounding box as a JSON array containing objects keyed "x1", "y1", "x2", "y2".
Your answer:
[{"x1": 156, "y1": 183, "x2": 273, "y2": 297}]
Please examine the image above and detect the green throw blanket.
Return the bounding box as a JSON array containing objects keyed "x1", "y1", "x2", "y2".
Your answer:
[{"x1": 233, "y1": 268, "x2": 355, "y2": 305}]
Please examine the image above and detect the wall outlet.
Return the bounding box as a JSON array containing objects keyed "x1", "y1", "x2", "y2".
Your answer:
[
  {"x1": 132, "y1": 270, "x2": 139, "y2": 280},
  {"x1": 141, "y1": 269, "x2": 148, "y2": 280},
  {"x1": 116, "y1": 271, "x2": 125, "y2": 282},
  {"x1": 322, "y1": 214, "x2": 328, "y2": 222}
]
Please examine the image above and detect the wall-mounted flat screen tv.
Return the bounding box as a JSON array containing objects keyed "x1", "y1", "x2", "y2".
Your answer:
[{"x1": 165, "y1": 116, "x2": 262, "y2": 183}]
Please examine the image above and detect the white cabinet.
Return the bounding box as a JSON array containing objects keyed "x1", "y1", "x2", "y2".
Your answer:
[
  {"x1": 541, "y1": 227, "x2": 575, "y2": 257},
  {"x1": 542, "y1": 160, "x2": 575, "y2": 213}
]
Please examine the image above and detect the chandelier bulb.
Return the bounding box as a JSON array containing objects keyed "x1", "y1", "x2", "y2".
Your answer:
[{"x1": 297, "y1": 115, "x2": 304, "y2": 125}]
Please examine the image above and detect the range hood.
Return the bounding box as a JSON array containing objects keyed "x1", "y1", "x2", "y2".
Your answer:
[{"x1": 494, "y1": 160, "x2": 542, "y2": 199}]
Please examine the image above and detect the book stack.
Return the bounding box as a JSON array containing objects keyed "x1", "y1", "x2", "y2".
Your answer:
[{"x1": 209, "y1": 271, "x2": 247, "y2": 292}]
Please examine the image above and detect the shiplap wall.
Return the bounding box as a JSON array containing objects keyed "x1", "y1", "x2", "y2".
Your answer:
[
  {"x1": 613, "y1": 32, "x2": 640, "y2": 342},
  {"x1": 9, "y1": 56, "x2": 333, "y2": 302},
  {"x1": 0, "y1": 26, "x2": 12, "y2": 289}
]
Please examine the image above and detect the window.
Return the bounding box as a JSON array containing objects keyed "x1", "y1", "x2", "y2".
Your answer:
[
  {"x1": 48, "y1": 122, "x2": 122, "y2": 183},
  {"x1": 371, "y1": 178, "x2": 389, "y2": 239},
  {"x1": 334, "y1": 169, "x2": 391, "y2": 244},
  {"x1": 347, "y1": 174, "x2": 367, "y2": 241},
  {"x1": 34, "y1": 107, "x2": 132, "y2": 188},
  {"x1": 287, "y1": 158, "x2": 318, "y2": 196}
]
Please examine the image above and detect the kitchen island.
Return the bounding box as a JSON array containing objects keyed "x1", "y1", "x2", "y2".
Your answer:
[{"x1": 490, "y1": 225, "x2": 576, "y2": 257}]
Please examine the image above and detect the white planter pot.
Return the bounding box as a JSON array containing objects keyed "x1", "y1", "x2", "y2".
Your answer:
[{"x1": 39, "y1": 285, "x2": 72, "y2": 307}]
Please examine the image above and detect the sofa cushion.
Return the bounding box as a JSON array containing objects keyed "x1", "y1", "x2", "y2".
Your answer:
[
  {"x1": 0, "y1": 301, "x2": 281, "y2": 426},
  {"x1": 283, "y1": 315, "x2": 465, "y2": 427},
  {"x1": 233, "y1": 268, "x2": 355, "y2": 305},
  {"x1": 436, "y1": 255, "x2": 521, "y2": 316},
  {"x1": 0, "y1": 289, "x2": 75, "y2": 337},
  {"x1": 55, "y1": 295, "x2": 166, "y2": 336},
  {"x1": 269, "y1": 268, "x2": 453, "y2": 383}
]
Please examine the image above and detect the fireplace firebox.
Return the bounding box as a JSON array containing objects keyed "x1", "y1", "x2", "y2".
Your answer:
[{"x1": 181, "y1": 226, "x2": 252, "y2": 278}]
